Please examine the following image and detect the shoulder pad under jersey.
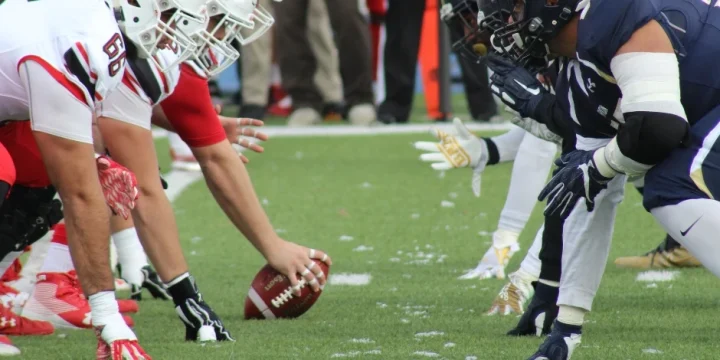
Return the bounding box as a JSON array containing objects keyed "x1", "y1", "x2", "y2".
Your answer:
[{"x1": 576, "y1": 0, "x2": 660, "y2": 71}]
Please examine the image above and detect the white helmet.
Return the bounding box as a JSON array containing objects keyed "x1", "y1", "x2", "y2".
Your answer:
[
  {"x1": 109, "y1": 0, "x2": 205, "y2": 72},
  {"x1": 183, "y1": 0, "x2": 275, "y2": 77}
]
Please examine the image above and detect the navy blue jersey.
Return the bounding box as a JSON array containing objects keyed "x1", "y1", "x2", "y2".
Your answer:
[
  {"x1": 554, "y1": 0, "x2": 720, "y2": 139},
  {"x1": 644, "y1": 102, "x2": 720, "y2": 210}
]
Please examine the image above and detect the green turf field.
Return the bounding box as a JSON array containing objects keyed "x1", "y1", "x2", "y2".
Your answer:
[{"x1": 12, "y1": 125, "x2": 720, "y2": 359}]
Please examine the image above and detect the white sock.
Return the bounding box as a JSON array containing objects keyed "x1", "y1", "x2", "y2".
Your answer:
[
  {"x1": 492, "y1": 229, "x2": 520, "y2": 249},
  {"x1": 557, "y1": 305, "x2": 587, "y2": 326},
  {"x1": 489, "y1": 126, "x2": 526, "y2": 162},
  {"x1": 518, "y1": 226, "x2": 544, "y2": 279},
  {"x1": 498, "y1": 132, "x2": 557, "y2": 232},
  {"x1": 40, "y1": 244, "x2": 74, "y2": 273},
  {"x1": 40, "y1": 225, "x2": 75, "y2": 273},
  {"x1": 112, "y1": 227, "x2": 148, "y2": 286}
]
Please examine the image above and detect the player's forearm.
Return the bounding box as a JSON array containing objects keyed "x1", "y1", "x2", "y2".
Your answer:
[
  {"x1": 193, "y1": 142, "x2": 281, "y2": 256},
  {"x1": 59, "y1": 186, "x2": 114, "y2": 295}
]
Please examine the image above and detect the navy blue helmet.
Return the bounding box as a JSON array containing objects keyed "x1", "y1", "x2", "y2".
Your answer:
[{"x1": 477, "y1": 0, "x2": 582, "y2": 72}]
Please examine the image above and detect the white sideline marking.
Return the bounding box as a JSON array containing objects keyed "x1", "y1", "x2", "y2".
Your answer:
[
  {"x1": 153, "y1": 122, "x2": 513, "y2": 140},
  {"x1": 163, "y1": 171, "x2": 204, "y2": 201},
  {"x1": 329, "y1": 273, "x2": 372, "y2": 286},
  {"x1": 635, "y1": 270, "x2": 679, "y2": 282}
]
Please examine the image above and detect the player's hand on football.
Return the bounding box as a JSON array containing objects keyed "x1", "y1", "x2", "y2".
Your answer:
[
  {"x1": 215, "y1": 104, "x2": 269, "y2": 164},
  {"x1": 265, "y1": 240, "x2": 332, "y2": 296},
  {"x1": 96, "y1": 155, "x2": 139, "y2": 220},
  {"x1": 413, "y1": 118, "x2": 488, "y2": 196},
  {"x1": 487, "y1": 54, "x2": 550, "y2": 120},
  {"x1": 538, "y1": 149, "x2": 614, "y2": 219}
]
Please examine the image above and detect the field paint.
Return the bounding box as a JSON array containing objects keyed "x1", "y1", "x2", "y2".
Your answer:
[
  {"x1": 329, "y1": 273, "x2": 372, "y2": 286},
  {"x1": 635, "y1": 270, "x2": 679, "y2": 282},
  {"x1": 153, "y1": 122, "x2": 513, "y2": 140}
]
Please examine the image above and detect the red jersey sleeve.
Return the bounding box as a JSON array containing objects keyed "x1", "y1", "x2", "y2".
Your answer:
[{"x1": 160, "y1": 64, "x2": 226, "y2": 148}]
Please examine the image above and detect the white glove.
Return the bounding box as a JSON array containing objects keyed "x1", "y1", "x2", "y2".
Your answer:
[
  {"x1": 506, "y1": 109, "x2": 563, "y2": 145},
  {"x1": 486, "y1": 269, "x2": 536, "y2": 316},
  {"x1": 414, "y1": 118, "x2": 488, "y2": 196},
  {"x1": 458, "y1": 229, "x2": 520, "y2": 280}
]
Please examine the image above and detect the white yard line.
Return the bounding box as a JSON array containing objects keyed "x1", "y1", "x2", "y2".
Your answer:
[
  {"x1": 159, "y1": 122, "x2": 514, "y2": 197},
  {"x1": 153, "y1": 122, "x2": 513, "y2": 140}
]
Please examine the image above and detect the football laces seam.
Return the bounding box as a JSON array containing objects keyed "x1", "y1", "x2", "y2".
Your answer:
[{"x1": 271, "y1": 279, "x2": 307, "y2": 308}]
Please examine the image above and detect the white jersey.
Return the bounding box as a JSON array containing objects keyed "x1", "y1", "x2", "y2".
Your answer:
[
  {"x1": 96, "y1": 48, "x2": 181, "y2": 129},
  {"x1": 0, "y1": 0, "x2": 125, "y2": 122},
  {"x1": 123, "y1": 48, "x2": 181, "y2": 105}
]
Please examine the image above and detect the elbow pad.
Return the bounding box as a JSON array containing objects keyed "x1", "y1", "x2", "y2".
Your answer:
[{"x1": 601, "y1": 111, "x2": 689, "y2": 177}]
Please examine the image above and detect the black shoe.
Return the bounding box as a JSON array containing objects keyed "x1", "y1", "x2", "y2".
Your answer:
[
  {"x1": 322, "y1": 102, "x2": 344, "y2": 121},
  {"x1": 377, "y1": 113, "x2": 400, "y2": 124},
  {"x1": 239, "y1": 104, "x2": 266, "y2": 120},
  {"x1": 507, "y1": 282, "x2": 559, "y2": 337}
]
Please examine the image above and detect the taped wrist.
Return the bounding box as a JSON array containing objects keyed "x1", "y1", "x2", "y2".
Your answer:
[
  {"x1": 528, "y1": 94, "x2": 575, "y2": 142},
  {"x1": 481, "y1": 137, "x2": 500, "y2": 165},
  {"x1": 601, "y1": 112, "x2": 689, "y2": 177},
  {"x1": 167, "y1": 272, "x2": 200, "y2": 305},
  {"x1": 89, "y1": 291, "x2": 120, "y2": 327}
]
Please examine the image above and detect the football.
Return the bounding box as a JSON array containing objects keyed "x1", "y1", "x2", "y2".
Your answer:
[{"x1": 244, "y1": 260, "x2": 330, "y2": 320}]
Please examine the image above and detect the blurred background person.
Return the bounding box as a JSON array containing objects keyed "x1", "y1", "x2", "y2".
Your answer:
[
  {"x1": 237, "y1": 0, "x2": 345, "y2": 122},
  {"x1": 273, "y1": 0, "x2": 376, "y2": 126},
  {"x1": 372, "y1": 0, "x2": 499, "y2": 124}
]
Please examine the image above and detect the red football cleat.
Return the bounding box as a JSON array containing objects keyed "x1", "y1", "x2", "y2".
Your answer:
[
  {"x1": 22, "y1": 272, "x2": 134, "y2": 330},
  {"x1": 0, "y1": 301, "x2": 53, "y2": 336}
]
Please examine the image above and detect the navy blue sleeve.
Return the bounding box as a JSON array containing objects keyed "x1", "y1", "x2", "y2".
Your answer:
[{"x1": 576, "y1": 0, "x2": 660, "y2": 71}]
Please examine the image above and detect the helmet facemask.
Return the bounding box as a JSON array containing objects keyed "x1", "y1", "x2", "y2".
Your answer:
[
  {"x1": 477, "y1": 0, "x2": 576, "y2": 74},
  {"x1": 189, "y1": 0, "x2": 274, "y2": 77},
  {"x1": 441, "y1": 0, "x2": 490, "y2": 63},
  {"x1": 151, "y1": 0, "x2": 207, "y2": 71}
]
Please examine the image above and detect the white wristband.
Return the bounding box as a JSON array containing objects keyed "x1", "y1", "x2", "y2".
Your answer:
[
  {"x1": 592, "y1": 147, "x2": 618, "y2": 178},
  {"x1": 597, "y1": 137, "x2": 653, "y2": 177},
  {"x1": 88, "y1": 291, "x2": 120, "y2": 327}
]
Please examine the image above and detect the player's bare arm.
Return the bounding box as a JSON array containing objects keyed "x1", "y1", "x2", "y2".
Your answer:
[
  {"x1": 191, "y1": 141, "x2": 332, "y2": 295},
  {"x1": 151, "y1": 105, "x2": 267, "y2": 162},
  {"x1": 98, "y1": 115, "x2": 190, "y2": 282},
  {"x1": 33, "y1": 131, "x2": 114, "y2": 295}
]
